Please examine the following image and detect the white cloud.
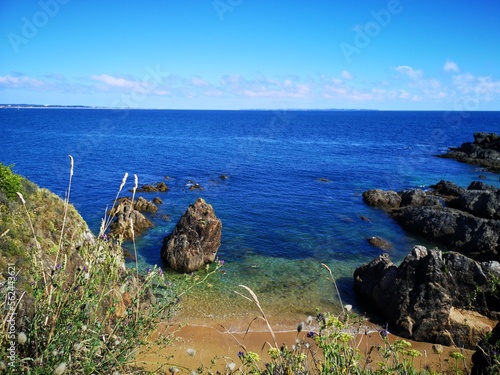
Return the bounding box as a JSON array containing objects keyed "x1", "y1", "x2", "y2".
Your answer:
[
  {"x1": 395, "y1": 65, "x2": 423, "y2": 80},
  {"x1": 452, "y1": 73, "x2": 500, "y2": 100},
  {"x1": 0, "y1": 75, "x2": 46, "y2": 89},
  {"x1": 340, "y1": 70, "x2": 353, "y2": 80},
  {"x1": 443, "y1": 59, "x2": 460, "y2": 73}
]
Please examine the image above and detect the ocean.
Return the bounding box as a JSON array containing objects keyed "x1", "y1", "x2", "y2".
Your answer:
[{"x1": 1, "y1": 108, "x2": 500, "y2": 326}]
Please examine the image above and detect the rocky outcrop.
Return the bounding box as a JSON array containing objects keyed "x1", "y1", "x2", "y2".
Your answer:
[
  {"x1": 362, "y1": 189, "x2": 402, "y2": 210},
  {"x1": 439, "y1": 132, "x2": 500, "y2": 172},
  {"x1": 108, "y1": 197, "x2": 155, "y2": 240},
  {"x1": 161, "y1": 198, "x2": 222, "y2": 273},
  {"x1": 363, "y1": 181, "x2": 500, "y2": 261},
  {"x1": 354, "y1": 246, "x2": 500, "y2": 349}
]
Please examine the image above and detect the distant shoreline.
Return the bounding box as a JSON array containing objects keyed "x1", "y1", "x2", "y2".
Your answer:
[
  {"x1": 0, "y1": 104, "x2": 380, "y2": 111},
  {"x1": 2, "y1": 105, "x2": 499, "y2": 112}
]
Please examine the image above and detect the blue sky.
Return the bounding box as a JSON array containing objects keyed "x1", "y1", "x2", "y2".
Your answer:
[{"x1": 1, "y1": 0, "x2": 499, "y2": 110}]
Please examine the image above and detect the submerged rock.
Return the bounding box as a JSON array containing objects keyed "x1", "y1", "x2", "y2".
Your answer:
[
  {"x1": 354, "y1": 246, "x2": 500, "y2": 349},
  {"x1": 366, "y1": 236, "x2": 393, "y2": 251},
  {"x1": 161, "y1": 198, "x2": 222, "y2": 273}
]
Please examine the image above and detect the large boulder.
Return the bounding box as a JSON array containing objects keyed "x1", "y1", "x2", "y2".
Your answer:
[
  {"x1": 161, "y1": 198, "x2": 222, "y2": 273},
  {"x1": 354, "y1": 246, "x2": 500, "y2": 349},
  {"x1": 392, "y1": 206, "x2": 500, "y2": 261},
  {"x1": 447, "y1": 184, "x2": 500, "y2": 220}
]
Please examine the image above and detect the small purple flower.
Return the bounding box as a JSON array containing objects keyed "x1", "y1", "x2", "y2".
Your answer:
[
  {"x1": 147, "y1": 267, "x2": 152, "y2": 273},
  {"x1": 380, "y1": 329, "x2": 389, "y2": 338},
  {"x1": 56, "y1": 264, "x2": 62, "y2": 270},
  {"x1": 218, "y1": 260, "x2": 225, "y2": 265},
  {"x1": 237, "y1": 351, "x2": 245, "y2": 358},
  {"x1": 306, "y1": 331, "x2": 317, "y2": 339},
  {"x1": 158, "y1": 268, "x2": 164, "y2": 276}
]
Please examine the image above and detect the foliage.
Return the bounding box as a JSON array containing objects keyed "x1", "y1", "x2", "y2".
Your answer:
[{"x1": 0, "y1": 163, "x2": 23, "y2": 201}]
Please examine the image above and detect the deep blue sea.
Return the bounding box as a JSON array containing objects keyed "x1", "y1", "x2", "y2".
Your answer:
[{"x1": 1, "y1": 108, "x2": 500, "y2": 326}]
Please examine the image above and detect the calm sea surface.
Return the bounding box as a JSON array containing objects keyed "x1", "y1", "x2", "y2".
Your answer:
[{"x1": 1, "y1": 109, "x2": 500, "y2": 326}]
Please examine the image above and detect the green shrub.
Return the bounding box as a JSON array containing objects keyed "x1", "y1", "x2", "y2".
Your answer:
[{"x1": 0, "y1": 163, "x2": 23, "y2": 201}]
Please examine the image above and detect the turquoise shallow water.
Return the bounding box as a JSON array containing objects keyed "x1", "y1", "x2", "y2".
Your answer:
[{"x1": 1, "y1": 109, "x2": 500, "y2": 325}]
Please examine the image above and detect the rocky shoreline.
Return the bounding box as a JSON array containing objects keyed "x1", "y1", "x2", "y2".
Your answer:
[
  {"x1": 356, "y1": 133, "x2": 500, "y2": 371},
  {"x1": 437, "y1": 131, "x2": 500, "y2": 173}
]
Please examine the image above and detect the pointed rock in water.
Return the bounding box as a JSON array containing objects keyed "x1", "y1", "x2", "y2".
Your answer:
[{"x1": 161, "y1": 198, "x2": 222, "y2": 273}]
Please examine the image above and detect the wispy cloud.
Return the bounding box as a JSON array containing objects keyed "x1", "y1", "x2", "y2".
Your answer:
[
  {"x1": 452, "y1": 73, "x2": 500, "y2": 100},
  {"x1": 0, "y1": 75, "x2": 46, "y2": 90},
  {"x1": 1, "y1": 64, "x2": 499, "y2": 108},
  {"x1": 443, "y1": 59, "x2": 460, "y2": 73},
  {"x1": 341, "y1": 70, "x2": 353, "y2": 80},
  {"x1": 395, "y1": 65, "x2": 424, "y2": 80}
]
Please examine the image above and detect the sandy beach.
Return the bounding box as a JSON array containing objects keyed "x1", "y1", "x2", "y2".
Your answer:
[{"x1": 137, "y1": 316, "x2": 475, "y2": 374}]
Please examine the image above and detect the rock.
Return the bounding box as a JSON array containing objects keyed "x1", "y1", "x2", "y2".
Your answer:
[
  {"x1": 354, "y1": 246, "x2": 500, "y2": 349},
  {"x1": 108, "y1": 198, "x2": 154, "y2": 240},
  {"x1": 161, "y1": 198, "x2": 222, "y2": 273},
  {"x1": 219, "y1": 174, "x2": 229, "y2": 180},
  {"x1": 468, "y1": 181, "x2": 496, "y2": 191},
  {"x1": 392, "y1": 206, "x2": 500, "y2": 261},
  {"x1": 187, "y1": 180, "x2": 203, "y2": 191},
  {"x1": 447, "y1": 187, "x2": 500, "y2": 220},
  {"x1": 363, "y1": 181, "x2": 500, "y2": 261},
  {"x1": 367, "y1": 236, "x2": 393, "y2": 250},
  {"x1": 136, "y1": 182, "x2": 169, "y2": 193},
  {"x1": 360, "y1": 215, "x2": 371, "y2": 222},
  {"x1": 153, "y1": 197, "x2": 163, "y2": 205},
  {"x1": 133, "y1": 196, "x2": 158, "y2": 213},
  {"x1": 430, "y1": 180, "x2": 466, "y2": 198},
  {"x1": 156, "y1": 182, "x2": 169, "y2": 192},
  {"x1": 316, "y1": 177, "x2": 331, "y2": 183},
  {"x1": 439, "y1": 132, "x2": 500, "y2": 172},
  {"x1": 136, "y1": 184, "x2": 158, "y2": 192},
  {"x1": 362, "y1": 189, "x2": 402, "y2": 209}
]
